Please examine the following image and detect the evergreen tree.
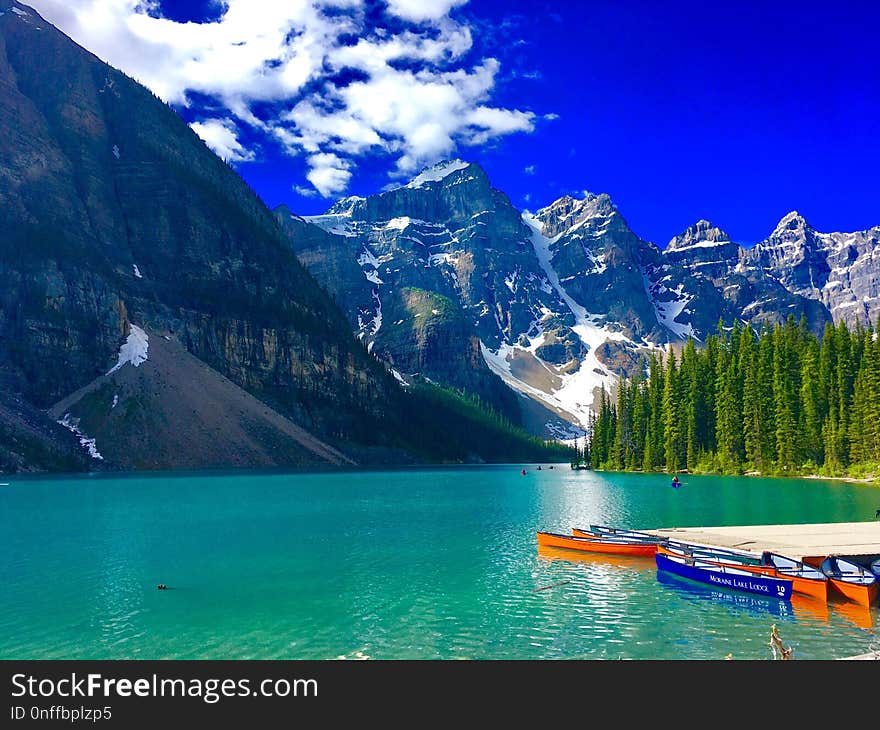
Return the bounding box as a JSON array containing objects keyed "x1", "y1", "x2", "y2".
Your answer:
[
  {"x1": 834, "y1": 320, "x2": 854, "y2": 464},
  {"x1": 715, "y1": 339, "x2": 743, "y2": 473},
  {"x1": 681, "y1": 338, "x2": 700, "y2": 469},
  {"x1": 663, "y1": 350, "x2": 682, "y2": 472},
  {"x1": 742, "y1": 343, "x2": 763, "y2": 470},
  {"x1": 799, "y1": 339, "x2": 823, "y2": 466},
  {"x1": 773, "y1": 321, "x2": 800, "y2": 470},
  {"x1": 644, "y1": 352, "x2": 665, "y2": 470}
]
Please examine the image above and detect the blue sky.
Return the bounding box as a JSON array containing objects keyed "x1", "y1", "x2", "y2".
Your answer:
[{"x1": 27, "y1": 0, "x2": 880, "y2": 246}]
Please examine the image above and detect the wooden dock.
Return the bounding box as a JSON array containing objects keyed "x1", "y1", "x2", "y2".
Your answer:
[
  {"x1": 638, "y1": 521, "x2": 880, "y2": 660},
  {"x1": 642, "y1": 521, "x2": 880, "y2": 565}
]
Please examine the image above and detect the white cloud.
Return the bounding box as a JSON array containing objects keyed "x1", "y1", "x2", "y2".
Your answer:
[
  {"x1": 306, "y1": 152, "x2": 352, "y2": 197},
  {"x1": 27, "y1": 0, "x2": 541, "y2": 196},
  {"x1": 29, "y1": 1, "x2": 336, "y2": 107},
  {"x1": 386, "y1": 0, "x2": 467, "y2": 22},
  {"x1": 190, "y1": 118, "x2": 255, "y2": 163},
  {"x1": 524, "y1": 165, "x2": 535, "y2": 175}
]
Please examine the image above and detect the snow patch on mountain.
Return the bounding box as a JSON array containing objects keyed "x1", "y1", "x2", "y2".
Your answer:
[
  {"x1": 643, "y1": 273, "x2": 696, "y2": 340},
  {"x1": 406, "y1": 160, "x2": 469, "y2": 189},
  {"x1": 389, "y1": 367, "x2": 409, "y2": 387},
  {"x1": 304, "y1": 211, "x2": 358, "y2": 237},
  {"x1": 107, "y1": 324, "x2": 149, "y2": 375},
  {"x1": 504, "y1": 270, "x2": 518, "y2": 293},
  {"x1": 477, "y1": 213, "x2": 632, "y2": 427},
  {"x1": 57, "y1": 413, "x2": 103, "y2": 460},
  {"x1": 368, "y1": 291, "x2": 382, "y2": 339},
  {"x1": 353, "y1": 245, "x2": 385, "y2": 346},
  {"x1": 385, "y1": 217, "x2": 412, "y2": 231},
  {"x1": 357, "y1": 246, "x2": 385, "y2": 284},
  {"x1": 665, "y1": 239, "x2": 729, "y2": 252},
  {"x1": 357, "y1": 290, "x2": 383, "y2": 350}
]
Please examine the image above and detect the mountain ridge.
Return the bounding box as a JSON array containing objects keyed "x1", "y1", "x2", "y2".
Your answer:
[{"x1": 283, "y1": 158, "x2": 877, "y2": 436}]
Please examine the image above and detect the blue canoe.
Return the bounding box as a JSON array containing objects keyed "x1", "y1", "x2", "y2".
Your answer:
[
  {"x1": 656, "y1": 551, "x2": 793, "y2": 601},
  {"x1": 655, "y1": 570, "x2": 789, "y2": 618}
]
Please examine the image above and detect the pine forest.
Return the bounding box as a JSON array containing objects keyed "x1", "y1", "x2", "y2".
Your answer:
[{"x1": 587, "y1": 315, "x2": 880, "y2": 478}]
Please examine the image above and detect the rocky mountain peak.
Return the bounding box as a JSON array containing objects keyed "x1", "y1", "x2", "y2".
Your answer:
[
  {"x1": 317, "y1": 159, "x2": 496, "y2": 225},
  {"x1": 404, "y1": 159, "x2": 474, "y2": 189},
  {"x1": 666, "y1": 219, "x2": 732, "y2": 252},
  {"x1": 534, "y1": 191, "x2": 618, "y2": 238},
  {"x1": 324, "y1": 195, "x2": 366, "y2": 217},
  {"x1": 770, "y1": 210, "x2": 811, "y2": 238}
]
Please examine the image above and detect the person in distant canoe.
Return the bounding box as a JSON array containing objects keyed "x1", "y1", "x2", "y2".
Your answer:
[{"x1": 671, "y1": 476, "x2": 681, "y2": 488}]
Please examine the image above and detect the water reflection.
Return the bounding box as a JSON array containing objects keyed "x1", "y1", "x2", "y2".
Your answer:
[
  {"x1": 655, "y1": 569, "x2": 792, "y2": 619},
  {"x1": 538, "y1": 543, "x2": 877, "y2": 645},
  {"x1": 538, "y1": 471, "x2": 635, "y2": 535},
  {"x1": 830, "y1": 599, "x2": 875, "y2": 630},
  {"x1": 536, "y1": 544, "x2": 655, "y2": 572},
  {"x1": 789, "y1": 594, "x2": 831, "y2": 623}
]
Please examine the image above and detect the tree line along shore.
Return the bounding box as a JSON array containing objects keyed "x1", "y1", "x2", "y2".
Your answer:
[{"x1": 586, "y1": 315, "x2": 880, "y2": 482}]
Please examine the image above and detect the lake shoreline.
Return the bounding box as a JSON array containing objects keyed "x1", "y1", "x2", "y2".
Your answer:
[
  {"x1": 802, "y1": 474, "x2": 879, "y2": 485},
  {"x1": 716, "y1": 471, "x2": 880, "y2": 487},
  {"x1": 589, "y1": 466, "x2": 880, "y2": 487}
]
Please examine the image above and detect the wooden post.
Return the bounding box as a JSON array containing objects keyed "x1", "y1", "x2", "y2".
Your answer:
[{"x1": 769, "y1": 624, "x2": 794, "y2": 660}]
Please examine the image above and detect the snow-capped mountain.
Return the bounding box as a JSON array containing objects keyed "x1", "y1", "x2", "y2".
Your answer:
[
  {"x1": 740, "y1": 212, "x2": 880, "y2": 328},
  {"x1": 653, "y1": 217, "x2": 833, "y2": 339},
  {"x1": 278, "y1": 160, "x2": 875, "y2": 437}
]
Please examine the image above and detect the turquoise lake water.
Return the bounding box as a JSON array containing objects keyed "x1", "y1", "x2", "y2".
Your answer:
[{"x1": 1, "y1": 465, "x2": 878, "y2": 660}]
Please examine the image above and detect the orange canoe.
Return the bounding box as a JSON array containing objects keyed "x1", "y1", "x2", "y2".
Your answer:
[
  {"x1": 819, "y1": 556, "x2": 879, "y2": 607},
  {"x1": 536, "y1": 531, "x2": 658, "y2": 557}
]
